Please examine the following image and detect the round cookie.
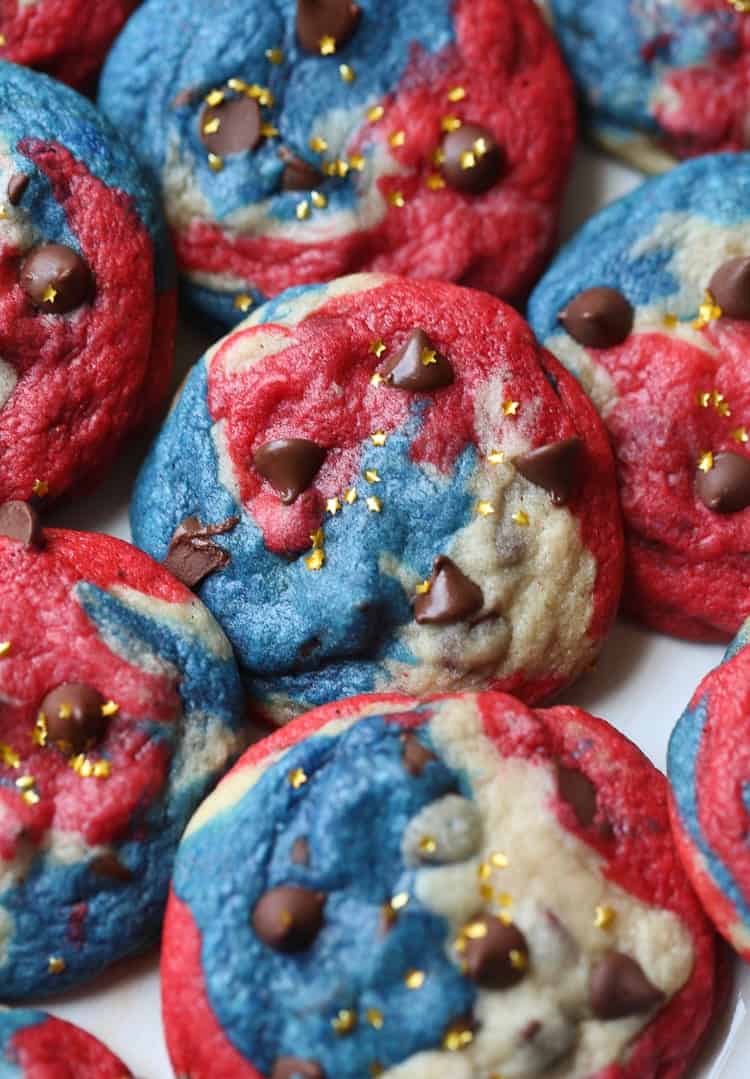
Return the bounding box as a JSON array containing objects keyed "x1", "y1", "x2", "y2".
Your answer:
[
  {"x1": 529, "y1": 152, "x2": 750, "y2": 641},
  {"x1": 0, "y1": 508, "x2": 246, "y2": 998},
  {"x1": 0, "y1": 61, "x2": 175, "y2": 505},
  {"x1": 0, "y1": 2, "x2": 138, "y2": 90},
  {"x1": 0, "y1": 1009, "x2": 131, "y2": 1078},
  {"x1": 546, "y1": 0, "x2": 750, "y2": 173},
  {"x1": 162, "y1": 691, "x2": 722, "y2": 1079},
  {"x1": 98, "y1": 0, "x2": 575, "y2": 326},
  {"x1": 131, "y1": 274, "x2": 624, "y2": 726},
  {"x1": 668, "y1": 614, "x2": 750, "y2": 960}
]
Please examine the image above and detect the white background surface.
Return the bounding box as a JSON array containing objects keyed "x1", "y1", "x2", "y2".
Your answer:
[{"x1": 38, "y1": 146, "x2": 750, "y2": 1077}]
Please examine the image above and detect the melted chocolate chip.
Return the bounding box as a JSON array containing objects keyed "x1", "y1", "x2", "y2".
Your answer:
[
  {"x1": 414, "y1": 556, "x2": 484, "y2": 625},
  {"x1": 380, "y1": 328, "x2": 454, "y2": 391},
  {"x1": 200, "y1": 96, "x2": 262, "y2": 156},
  {"x1": 7, "y1": 173, "x2": 29, "y2": 206},
  {"x1": 279, "y1": 148, "x2": 325, "y2": 191},
  {"x1": 254, "y1": 438, "x2": 327, "y2": 503},
  {"x1": 40, "y1": 683, "x2": 108, "y2": 754},
  {"x1": 440, "y1": 124, "x2": 503, "y2": 195},
  {"x1": 164, "y1": 515, "x2": 239, "y2": 589},
  {"x1": 461, "y1": 916, "x2": 529, "y2": 989},
  {"x1": 401, "y1": 732, "x2": 437, "y2": 776},
  {"x1": 0, "y1": 501, "x2": 42, "y2": 546},
  {"x1": 291, "y1": 837, "x2": 310, "y2": 865},
  {"x1": 559, "y1": 287, "x2": 634, "y2": 349},
  {"x1": 252, "y1": 885, "x2": 325, "y2": 952},
  {"x1": 20, "y1": 243, "x2": 93, "y2": 314},
  {"x1": 556, "y1": 762, "x2": 597, "y2": 827},
  {"x1": 271, "y1": 1059, "x2": 325, "y2": 1079},
  {"x1": 696, "y1": 452, "x2": 750, "y2": 514},
  {"x1": 515, "y1": 437, "x2": 583, "y2": 505},
  {"x1": 590, "y1": 952, "x2": 664, "y2": 1020},
  {"x1": 296, "y1": 0, "x2": 361, "y2": 53},
  {"x1": 89, "y1": 852, "x2": 134, "y2": 883},
  {"x1": 709, "y1": 257, "x2": 750, "y2": 320}
]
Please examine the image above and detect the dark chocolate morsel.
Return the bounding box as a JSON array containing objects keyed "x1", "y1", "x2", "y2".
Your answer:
[
  {"x1": 401, "y1": 732, "x2": 438, "y2": 776},
  {"x1": 40, "y1": 683, "x2": 108, "y2": 754},
  {"x1": 414, "y1": 556, "x2": 483, "y2": 625},
  {"x1": 164, "y1": 515, "x2": 240, "y2": 589},
  {"x1": 0, "y1": 500, "x2": 42, "y2": 546},
  {"x1": 696, "y1": 452, "x2": 750, "y2": 514},
  {"x1": 440, "y1": 123, "x2": 503, "y2": 195},
  {"x1": 515, "y1": 437, "x2": 583, "y2": 505},
  {"x1": 254, "y1": 438, "x2": 327, "y2": 503},
  {"x1": 89, "y1": 852, "x2": 134, "y2": 883},
  {"x1": 20, "y1": 243, "x2": 93, "y2": 314},
  {"x1": 381, "y1": 329, "x2": 454, "y2": 392},
  {"x1": 199, "y1": 96, "x2": 262, "y2": 156},
  {"x1": 271, "y1": 1059, "x2": 325, "y2": 1079},
  {"x1": 709, "y1": 257, "x2": 750, "y2": 321},
  {"x1": 556, "y1": 762, "x2": 597, "y2": 827},
  {"x1": 279, "y1": 148, "x2": 325, "y2": 191},
  {"x1": 7, "y1": 173, "x2": 29, "y2": 206},
  {"x1": 590, "y1": 951, "x2": 665, "y2": 1020},
  {"x1": 296, "y1": 0, "x2": 361, "y2": 53},
  {"x1": 461, "y1": 916, "x2": 529, "y2": 989},
  {"x1": 291, "y1": 837, "x2": 310, "y2": 865},
  {"x1": 559, "y1": 287, "x2": 634, "y2": 349},
  {"x1": 252, "y1": 885, "x2": 326, "y2": 952}
]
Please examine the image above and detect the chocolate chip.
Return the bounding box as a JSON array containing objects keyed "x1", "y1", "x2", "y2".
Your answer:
[
  {"x1": 0, "y1": 501, "x2": 42, "y2": 546},
  {"x1": 414, "y1": 556, "x2": 483, "y2": 625},
  {"x1": 271, "y1": 1059, "x2": 325, "y2": 1079},
  {"x1": 589, "y1": 952, "x2": 664, "y2": 1020},
  {"x1": 199, "y1": 96, "x2": 262, "y2": 156},
  {"x1": 380, "y1": 328, "x2": 454, "y2": 392},
  {"x1": 291, "y1": 837, "x2": 310, "y2": 865},
  {"x1": 163, "y1": 515, "x2": 239, "y2": 589},
  {"x1": 279, "y1": 148, "x2": 325, "y2": 191},
  {"x1": 696, "y1": 451, "x2": 750, "y2": 514},
  {"x1": 515, "y1": 438, "x2": 583, "y2": 505},
  {"x1": 556, "y1": 762, "x2": 598, "y2": 827},
  {"x1": 20, "y1": 243, "x2": 93, "y2": 314},
  {"x1": 89, "y1": 852, "x2": 134, "y2": 883},
  {"x1": 559, "y1": 287, "x2": 634, "y2": 349},
  {"x1": 461, "y1": 916, "x2": 529, "y2": 989},
  {"x1": 709, "y1": 257, "x2": 750, "y2": 320},
  {"x1": 254, "y1": 439, "x2": 327, "y2": 503},
  {"x1": 252, "y1": 885, "x2": 326, "y2": 952},
  {"x1": 440, "y1": 123, "x2": 503, "y2": 195},
  {"x1": 40, "y1": 683, "x2": 108, "y2": 754},
  {"x1": 296, "y1": 0, "x2": 361, "y2": 53},
  {"x1": 7, "y1": 173, "x2": 29, "y2": 206},
  {"x1": 401, "y1": 732, "x2": 437, "y2": 775}
]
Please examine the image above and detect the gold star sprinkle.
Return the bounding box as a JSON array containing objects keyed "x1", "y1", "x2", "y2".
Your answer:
[
  {"x1": 419, "y1": 835, "x2": 437, "y2": 854},
  {"x1": 698, "y1": 451, "x2": 714, "y2": 473},
  {"x1": 432, "y1": 147, "x2": 446, "y2": 166},
  {"x1": 366, "y1": 496, "x2": 382, "y2": 513},
  {"x1": 595, "y1": 905, "x2": 617, "y2": 930},
  {"x1": 497, "y1": 892, "x2": 513, "y2": 908},
  {"x1": 717, "y1": 400, "x2": 731, "y2": 417},
  {"x1": 349, "y1": 154, "x2": 365, "y2": 171},
  {"x1": 732, "y1": 427, "x2": 749, "y2": 443},
  {"x1": 22, "y1": 789, "x2": 40, "y2": 805},
  {"x1": 0, "y1": 642, "x2": 11, "y2": 658},
  {"x1": 42, "y1": 284, "x2": 57, "y2": 305},
  {"x1": 205, "y1": 89, "x2": 225, "y2": 107},
  {"x1": 388, "y1": 191, "x2": 405, "y2": 208},
  {"x1": 71, "y1": 755, "x2": 93, "y2": 778},
  {"x1": 693, "y1": 290, "x2": 723, "y2": 330},
  {"x1": 367, "y1": 104, "x2": 385, "y2": 123},
  {"x1": 309, "y1": 135, "x2": 328, "y2": 153},
  {"x1": 228, "y1": 78, "x2": 249, "y2": 93},
  {"x1": 479, "y1": 882, "x2": 493, "y2": 901},
  {"x1": 0, "y1": 207, "x2": 7, "y2": 220},
  {"x1": 447, "y1": 86, "x2": 467, "y2": 102},
  {"x1": 48, "y1": 956, "x2": 66, "y2": 975},
  {"x1": 415, "y1": 579, "x2": 431, "y2": 595},
  {"x1": 326, "y1": 497, "x2": 341, "y2": 516},
  {"x1": 339, "y1": 63, "x2": 356, "y2": 82},
  {"x1": 498, "y1": 910, "x2": 514, "y2": 926},
  {"x1": 696, "y1": 390, "x2": 711, "y2": 408},
  {"x1": 0, "y1": 744, "x2": 19, "y2": 768},
  {"x1": 365, "y1": 469, "x2": 381, "y2": 484},
  {"x1": 509, "y1": 949, "x2": 528, "y2": 972},
  {"x1": 266, "y1": 47, "x2": 284, "y2": 64},
  {"x1": 478, "y1": 862, "x2": 492, "y2": 881},
  {"x1": 729, "y1": 0, "x2": 750, "y2": 12},
  {"x1": 463, "y1": 921, "x2": 488, "y2": 940},
  {"x1": 405, "y1": 969, "x2": 426, "y2": 989},
  {"x1": 370, "y1": 373, "x2": 384, "y2": 387},
  {"x1": 333, "y1": 158, "x2": 350, "y2": 177},
  {"x1": 502, "y1": 399, "x2": 520, "y2": 416},
  {"x1": 390, "y1": 892, "x2": 409, "y2": 911},
  {"x1": 15, "y1": 775, "x2": 35, "y2": 790},
  {"x1": 370, "y1": 1066, "x2": 384, "y2": 1078},
  {"x1": 389, "y1": 130, "x2": 406, "y2": 147},
  {"x1": 426, "y1": 173, "x2": 446, "y2": 191},
  {"x1": 0, "y1": 35, "x2": 5, "y2": 46},
  {"x1": 93, "y1": 761, "x2": 111, "y2": 779},
  {"x1": 234, "y1": 294, "x2": 253, "y2": 313},
  {"x1": 366, "y1": 1009, "x2": 384, "y2": 1030},
  {"x1": 319, "y1": 35, "x2": 337, "y2": 55},
  {"x1": 208, "y1": 153, "x2": 223, "y2": 172},
  {"x1": 260, "y1": 123, "x2": 279, "y2": 138},
  {"x1": 289, "y1": 768, "x2": 308, "y2": 789},
  {"x1": 310, "y1": 528, "x2": 325, "y2": 549},
  {"x1": 32, "y1": 479, "x2": 48, "y2": 497},
  {"x1": 203, "y1": 117, "x2": 221, "y2": 135},
  {"x1": 476, "y1": 501, "x2": 495, "y2": 516},
  {"x1": 487, "y1": 450, "x2": 505, "y2": 465},
  {"x1": 421, "y1": 348, "x2": 437, "y2": 367},
  {"x1": 491, "y1": 851, "x2": 509, "y2": 868},
  {"x1": 332, "y1": 1009, "x2": 357, "y2": 1035},
  {"x1": 443, "y1": 1021, "x2": 474, "y2": 1052},
  {"x1": 512, "y1": 510, "x2": 530, "y2": 527},
  {"x1": 662, "y1": 313, "x2": 678, "y2": 329},
  {"x1": 305, "y1": 549, "x2": 325, "y2": 571},
  {"x1": 310, "y1": 191, "x2": 327, "y2": 209},
  {"x1": 296, "y1": 200, "x2": 311, "y2": 220},
  {"x1": 370, "y1": 339, "x2": 387, "y2": 358},
  {"x1": 442, "y1": 115, "x2": 462, "y2": 132},
  {"x1": 460, "y1": 150, "x2": 477, "y2": 170},
  {"x1": 101, "y1": 700, "x2": 119, "y2": 717},
  {"x1": 371, "y1": 431, "x2": 388, "y2": 446},
  {"x1": 344, "y1": 487, "x2": 358, "y2": 505}
]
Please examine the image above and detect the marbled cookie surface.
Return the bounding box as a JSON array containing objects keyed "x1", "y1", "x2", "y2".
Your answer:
[
  {"x1": 162, "y1": 691, "x2": 721, "y2": 1079},
  {"x1": 0, "y1": 1009, "x2": 131, "y2": 1078},
  {"x1": 529, "y1": 153, "x2": 750, "y2": 641},
  {"x1": 0, "y1": 509, "x2": 245, "y2": 998},
  {"x1": 99, "y1": 0, "x2": 575, "y2": 325},
  {"x1": 131, "y1": 274, "x2": 623, "y2": 726}
]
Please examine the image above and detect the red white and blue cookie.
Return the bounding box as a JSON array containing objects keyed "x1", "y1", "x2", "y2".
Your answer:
[
  {"x1": 0, "y1": 503, "x2": 245, "y2": 998},
  {"x1": 0, "y1": 1009, "x2": 132, "y2": 1078},
  {"x1": 162, "y1": 691, "x2": 722, "y2": 1079},
  {"x1": 131, "y1": 274, "x2": 624, "y2": 726},
  {"x1": 0, "y1": 61, "x2": 175, "y2": 506},
  {"x1": 98, "y1": 0, "x2": 575, "y2": 325},
  {"x1": 0, "y1": 1, "x2": 138, "y2": 90},
  {"x1": 529, "y1": 152, "x2": 750, "y2": 641},
  {"x1": 668, "y1": 615, "x2": 750, "y2": 960}
]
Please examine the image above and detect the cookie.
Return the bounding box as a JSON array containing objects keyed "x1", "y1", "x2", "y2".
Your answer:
[
  {"x1": 529, "y1": 152, "x2": 750, "y2": 641},
  {"x1": 131, "y1": 274, "x2": 623, "y2": 726},
  {"x1": 0, "y1": 2, "x2": 138, "y2": 90},
  {"x1": 0, "y1": 1009, "x2": 131, "y2": 1077},
  {"x1": 162, "y1": 690, "x2": 721, "y2": 1079},
  {"x1": 98, "y1": 0, "x2": 575, "y2": 326},
  {"x1": 0, "y1": 61, "x2": 175, "y2": 505},
  {"x1": 668, "y1": 614, "x2": 750, "y2": 959},
  {"x1": 0, "y1": 507, "x2": 246, "y2": 998},
  {"x1": 546, "y1": 0, "x2": 750, "y2": 173}
]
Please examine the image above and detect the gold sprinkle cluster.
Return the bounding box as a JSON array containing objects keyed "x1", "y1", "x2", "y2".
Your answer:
[{"x1": 202, "y1": 78, "x2": 278, "y2": 174}]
